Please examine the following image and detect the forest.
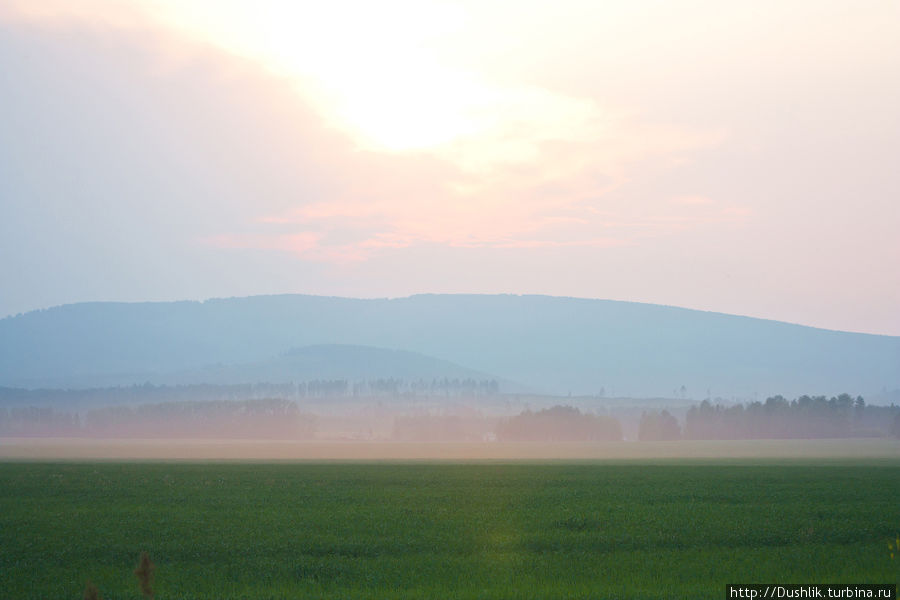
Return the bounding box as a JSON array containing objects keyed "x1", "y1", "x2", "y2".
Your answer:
[
  {"x1": 638, "y1": 394, "x2": 900, "y2": 440},
  {"x1": 4, "y1": 391, "x2": 897, "y2": 441}
]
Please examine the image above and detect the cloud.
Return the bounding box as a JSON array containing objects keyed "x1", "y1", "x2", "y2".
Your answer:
[
  {"x1": 4, "y1": 1, "x2": 896, "y2": 335},
  {"x1": 238, "y1": 112, "x2": 732, "y2": 261},
  {"x1": 3, "y1": 0, "x2": 740, "y2": 264},
  {"x1": 670, "y1": 195, "x2": 715, "y2": 206}
]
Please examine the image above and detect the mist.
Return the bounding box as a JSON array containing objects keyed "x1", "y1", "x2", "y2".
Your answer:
[{"x1": 2, "y1": 383, "x2": 898, "y2": 461}]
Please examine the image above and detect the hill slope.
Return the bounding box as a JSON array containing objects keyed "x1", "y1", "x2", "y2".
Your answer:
[
  {"x1": 0, "y1": 294, "x2": 897, "y2": 397},
  {"x1": 166, "y1": 344, "x2": 497, "y2": 386}
]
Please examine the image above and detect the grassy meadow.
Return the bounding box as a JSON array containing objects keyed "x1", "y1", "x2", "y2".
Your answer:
[{"x1": 1, "y1": 460, "x2": 898, "y2": 599}]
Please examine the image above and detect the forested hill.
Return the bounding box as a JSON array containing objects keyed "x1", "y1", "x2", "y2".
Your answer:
[
  {"x1": 163, "y1": 344, "x2": 496, "y2": 387},
  {"x1": 1, "y1": 294, "x2": 897, "y2": 398}
]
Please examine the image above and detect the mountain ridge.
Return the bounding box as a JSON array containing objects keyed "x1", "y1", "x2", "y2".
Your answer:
[
  {"x1": 5, "y1": 293, "x2": 893, "y2": 337},
  {"x1": 1, "y1": 294, "x2": 897, "y2": 397}
]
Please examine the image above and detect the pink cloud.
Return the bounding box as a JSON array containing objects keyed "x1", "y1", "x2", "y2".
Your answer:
[
  {"x1": 175, "y1": 29, "x2": 740, "y2": 265},
  {"x1": 670, "y1": 195, "x2": 716, "y2": 206},
  {"x1": 11, "y1": 0, "x2": 742, "y2": 265},
  {"x1": 226, "y1": 130, "x2": 747, "y2": 262}
]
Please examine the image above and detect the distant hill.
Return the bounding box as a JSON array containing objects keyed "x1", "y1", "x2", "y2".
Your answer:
[
  {"x1": 165, "y1": 344, "x2": 497, "y2": 386},
  {"x1": 0, "y1": 294, "x2": 897, "y2": 398}
]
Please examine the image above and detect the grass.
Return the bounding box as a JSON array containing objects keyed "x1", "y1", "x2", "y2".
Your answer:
[{"x1": 0, "y1": 461, "x2": 898, "y2": 599}]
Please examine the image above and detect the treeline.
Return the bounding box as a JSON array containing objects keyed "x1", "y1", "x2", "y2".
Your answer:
[
  {"x1": 638, "y1": 410, "x2": 681, "y2": 441},
  {"x1": 355, "y1": 378, "x2": 500, "y2": 397},
  {"x1": 393, "y1": 406, "x2": 623, "y2": 442},
  {"x1": 0, "y1": 399, "x2": 315, "y2": 439},
  {"x1": 0, "y1": 378, "x2": 500, "y2": 405},
  {"x1": 638, "y1": 394, "x2": 900, "y2": 440},
  {"x1": 392, "y1": 415, "x2": 492, "y2": 442},
  {"x1": 0, "y1": 383, "x2": 297, "y2": 406},
  {"x1": 497, "y1": 406, "x2": 622, "y2": 442},
  {"x1": 0, "y1": 406, "x2": 81, "y2": 436}
]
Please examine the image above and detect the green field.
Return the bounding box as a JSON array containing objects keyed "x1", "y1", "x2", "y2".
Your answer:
[{"x1": 1, "y1": 461, "x2": 898, "y2": 599}]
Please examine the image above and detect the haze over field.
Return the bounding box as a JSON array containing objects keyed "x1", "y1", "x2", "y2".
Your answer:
[
  {"x1": 1, "y1": 1, "x2": 899, "y2": 337},
  {"x1": 2, "y1": 2, "x2": 899, "y2": 453}
]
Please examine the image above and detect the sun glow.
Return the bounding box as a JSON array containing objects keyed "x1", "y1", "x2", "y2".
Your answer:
[
  {"x1": 4, "y1": 0, "x2": 608, "y2": 163},
  {"x1": 142, "y1": 0, "x2": 497, "y2": 152},
  {"x1": 135, "y1": 0, "x2": 607, "y2": 163}
]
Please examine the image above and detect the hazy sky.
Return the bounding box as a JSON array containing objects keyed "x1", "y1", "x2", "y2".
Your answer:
[{"x1": 1, "y1": 1, "x2": 898, "y2": 335}]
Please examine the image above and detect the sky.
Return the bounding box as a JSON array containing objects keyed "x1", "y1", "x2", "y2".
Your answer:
[{"x1": 1, "y1": 0, "x2": 898, "y2": 335}]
